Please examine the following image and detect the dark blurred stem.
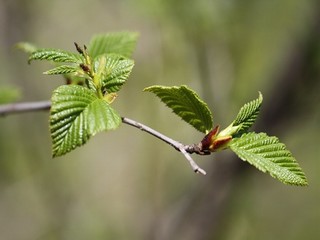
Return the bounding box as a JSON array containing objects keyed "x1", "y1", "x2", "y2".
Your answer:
[{"x1": 0, "y1": 101, "x2": 206, "y2": 175}]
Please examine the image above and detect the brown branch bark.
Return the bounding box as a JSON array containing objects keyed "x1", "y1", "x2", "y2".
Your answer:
[
  {"x1": 0, "y1": 100, "x2": 207, "y2": 174},
  {"x1": 0, "y1": 101, "x2": 51, "y2": 116}
]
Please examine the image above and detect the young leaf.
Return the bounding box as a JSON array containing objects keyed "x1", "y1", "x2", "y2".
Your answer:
[
  {"x1": 88, "y1": 32, "x2": 138, "y2": 59},
  {"x1": 44, "y1": 65, "x2": 79, "y2": 75},
  {"x1": 50, "y1": 85, "x2": 121, "y2": 157},
  {"x1": 29, "y1": 49, "x2": 82, "y2": 63},
  {"x1": 85, "y1": 97, "x2": 121, "y2": 135},
  {"x1": 95, "y1": 54, "x2": 134, "y2": 93},
  {"x1": 144, "y1": 85, "x2": 213, "y2": 133},
  {"x1": 232, "y1": 92, "x2": 263, "y2": 135},
  {"x1": 229, "y1": 132, "x2": 308, "y2": 186}
]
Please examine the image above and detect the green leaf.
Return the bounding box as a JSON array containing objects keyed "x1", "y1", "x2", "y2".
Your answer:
[
  {"x1": 15, "y1": 42, "x2": 38, "y2": 54},
  {"x1": 232, "y1": 92, "x2": 263, "y2": 135},
  {"x1": 94, "y1": 54, "x2": 134, "y2": 93},
  {"x1": 50, "y1": 85, "x2": 121, "y2": 157},
  {"x1": 29, "y1": 49, "x2": 82, "y2": 63},
  {"x1": 88, "y1": 32, "x2": 138, "y2": 59},
  {"x1": 230, "y1": 132, "x2": 308, "y2": 186},
  {"x1": 144, "y1": 85, "x2": 213, "y2": 133},
  {"x1": 44, "y1": 65, "x2": 79, "y2": 75}
]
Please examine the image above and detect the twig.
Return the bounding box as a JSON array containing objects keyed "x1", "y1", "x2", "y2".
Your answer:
[
  {"x1": 0, "y1": 100, "x2": 51, "y2": 116},
  {"x1": 122, "y1": 117, "x2": 206, "y2": 175},
  {"x1": 179, "y1": 147, "x2": 207, "y2": 175},
  {"x1": 0, "y1": 101, "x2": 207, "y2": 175}
]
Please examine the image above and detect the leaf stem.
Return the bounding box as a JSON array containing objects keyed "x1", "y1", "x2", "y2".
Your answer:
[{"x1": 0, "y1": 101, "x2": 207, "y2": 175}]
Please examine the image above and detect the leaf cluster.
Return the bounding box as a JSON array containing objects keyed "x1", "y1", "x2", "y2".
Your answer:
[
  {"x1": 145, "y1": 86, "x2": 307, "y2": 186},
  {"x1": 19, "y1": 32, "x2": 138, "y2": 157}
]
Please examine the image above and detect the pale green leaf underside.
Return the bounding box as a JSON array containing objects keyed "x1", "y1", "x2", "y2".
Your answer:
[
  {"x1": 16, "y1": 42, "x2": 38, "y2": 54},
  {"x1": 144, "y1": 85, "x2": 213, "y2": 133},
  {"x1": 29, "y1": 49, "x2": 82, "y2": 63},
  {"x1": 0, "y1": 86, "x2": 21, "y2": 104},
  {"x1": 88, "y1": 32, "x2": 138, "y2": 59},
  {"x1": 232, "y1": 92, "x2": 263, "y2": 135},
  {"x1": 230, "y1": 132, "x2": 308, "y2": 186},
  {"x1": 44, "y1": 65, "x2": 79, "y2": 75},
  {"x1": 50, "y1": 85, "x2": 121, "y2": 157},
  {"x1": 95, "y1": 55, "x2": 134, "y2": 93}
]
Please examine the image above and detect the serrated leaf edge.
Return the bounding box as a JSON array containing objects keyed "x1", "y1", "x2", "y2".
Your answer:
[
  {"x1": 232, "y1": 92, "x2": 263, "y2": 135},
  {"x1": 29, "y1": 49, "x2": 82, "y2": 63},
  {"x1": 144, "y1": 85, "x2": 213, "y2": 133},
  {"x1": 230, "y1": 132, "x2": 308, "y2": 186},
  {"x1": 44, "y1": 65, "x2": 79, "y2": 75},
  {"x1": 50, "y1": 85, "x2": 121, "y2": 157}
]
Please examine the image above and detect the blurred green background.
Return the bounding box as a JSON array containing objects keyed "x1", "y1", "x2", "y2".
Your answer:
[{"x1": 1, "y1": 0, "x2": 319, "y2": 239}]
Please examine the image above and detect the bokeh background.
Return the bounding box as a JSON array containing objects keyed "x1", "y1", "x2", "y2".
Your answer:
[{"x1": 1, "y1": 0, "x2": 319, "y2": 239}]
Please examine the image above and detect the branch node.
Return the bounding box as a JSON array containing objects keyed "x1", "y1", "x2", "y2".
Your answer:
[
  {"x1": 195, "y1": 168, "x2": 207, "y2": 175},
  {"x1": 179, "y1": 147, "x2": 206, "y2": 176}
]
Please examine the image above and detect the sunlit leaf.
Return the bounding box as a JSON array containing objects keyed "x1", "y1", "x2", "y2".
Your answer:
[
  {"x1": 29, "y1": 49, "x2": 82, "y2": 63},
  {"x1": 44, "y1": 65, "x2": 79, "y2": 75},
  {"x1": 50, "y1": 85, "x2": 121, "y2": 157},
  {"x1": 232, "y1": 92, "x2": 263, "y2": 136},
  {"x1": 88, "y1": 32, "x2": 138, "y2": 59},
  {"x1": 144, "y1": 85, "x2": 213, "y2": 133},
  {"x1": 230, "y1": 132, "x2": 308, "y2": 186},
  {"x1": 94, "y1": 54, "x2": 134, "y2": 93},
  {"x1": 85, "y1": 98, "x2": 121, "y2": 135}
]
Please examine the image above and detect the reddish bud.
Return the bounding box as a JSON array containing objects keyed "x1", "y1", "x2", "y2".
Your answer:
[
  {"x1": 210, "y1": 136, "x2": 232, "y2": 151},
  {"x1": 80, "y1": 63, "x2": 90, "y2": 72},
  {"x1": 74, "y1": 42, "x2": 84, "y2": 55},
  {"x1": 200, "y1": 125, "x2": 232, "y2": 152},
  {"x1": 200, "y1": 125, "x2": 220, "y2": 151}
]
